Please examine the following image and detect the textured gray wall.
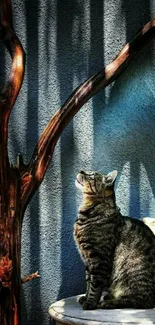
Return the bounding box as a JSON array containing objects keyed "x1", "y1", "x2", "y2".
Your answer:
[{"x1": 0, "y1": 0, "x2": 155, "y2": 324}]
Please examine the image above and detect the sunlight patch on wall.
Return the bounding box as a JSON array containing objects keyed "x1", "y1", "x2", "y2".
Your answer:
[
  {"x1": 116, "y1": 162, "x2": 130, "y2": 216},
  {"x1": 71, "y1": 0, "x2": 94, "y2": 227},
  {"x1": 72, "y1": 0, "x2": 93, "y2": 171},
  {"x1": 83, "y1": 0, "x2": 91, "y2": 72},
  {"x1": 74, "y1": 94, "x2": 94, "y2": 217},
  {"x1": 73, "y1": 84, "x2": 94, "y2": 170},
  {"x1": 140, "y1": 163, "x2": 155, "y2": 218},
  {"x1": 143, "y1": 65, "x2": 155, "y2": 101},
  {"x1": 150, "y1": 1, "x2": 155, "y2": 19},
  {"x1": 38, "y1": 0, "x2": 60, "y2": 132},
  {"x1": 72, "y1": 0, "x2": 90, "y2": 75},
  {"x1": 105, "y1": 84, "x2": 114, "y2": 105},
  {"x1": 104, "y1": 0, "x2": 126, "y2": 66},
  {"x1": 37, "y1": 0, "x2": 62, "y2": 296},
  {"x1": 21, "y1": 206, "x2": 31, "y2": 276},
  {"x1": 39, "y1": 151, "x2": 62, "y2": 298},
  {"x1": 104, "y1": 0, "x2": 126, "y2": 104}
]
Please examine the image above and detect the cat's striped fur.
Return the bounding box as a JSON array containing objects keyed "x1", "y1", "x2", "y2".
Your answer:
[{"x1": 74, "y1": 170, "x2": 155, "y2": 310}]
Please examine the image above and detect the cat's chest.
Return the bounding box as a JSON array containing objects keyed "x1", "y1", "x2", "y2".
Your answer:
[
  {"x1": 74, "y1": 213, "x2": 120, "y2": 259},
  {"x1": 74, "y1": 220, "x2": 95, "y2": 262},
  {"x1": 74, "y1": 220, "x2": 90, "y2": 244},
  {"x1": 74, "y1": 215, "x2": 107, "y2": 249}
]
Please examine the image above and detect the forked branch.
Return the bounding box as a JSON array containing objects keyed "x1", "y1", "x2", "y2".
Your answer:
[
  {"x1": 22, "y1": 271, "x2": 40, "y2": 284},
  {"x1": 20, "y1": 19, "x2": 155, "y2": 209}
]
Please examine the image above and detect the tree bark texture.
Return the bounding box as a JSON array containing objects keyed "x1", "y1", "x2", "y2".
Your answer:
[{"x1": 0, "y1": 1, "x2": 155, "y2": 324}]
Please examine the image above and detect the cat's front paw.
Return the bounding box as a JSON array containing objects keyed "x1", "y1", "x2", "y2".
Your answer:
[
  {"x1": 79, "y1": 295, "x2": 87, "y2": 305},
  {"x1": 99, "y1": 301, "x2": 115, "y2": 309},
  {"x1": 82, "y1": 300, "x2": 97, "y2": 310}
]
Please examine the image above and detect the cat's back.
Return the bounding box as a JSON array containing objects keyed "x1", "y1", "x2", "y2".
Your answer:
[
  {"x1": 113, "y1": 216, "x2": 155, "y2": 272},
  {"x1": 119, "y1": 216, "x2": 155, "y2": 247}
]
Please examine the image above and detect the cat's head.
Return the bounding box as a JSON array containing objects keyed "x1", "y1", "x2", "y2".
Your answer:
[{"x1": 75, "y1": 170, "x2": 118, "y2": 197}]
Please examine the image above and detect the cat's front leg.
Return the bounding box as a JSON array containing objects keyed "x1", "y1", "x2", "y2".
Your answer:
[
  {"x1": 79, "y1": 267, "x2": 90, "y2": 305},
  {"x1": 79, "y1": 259, "x2": 111, "y2": 310},
  {"x1": 82, "y1": 274, "x2": 104, "y2": 310}
]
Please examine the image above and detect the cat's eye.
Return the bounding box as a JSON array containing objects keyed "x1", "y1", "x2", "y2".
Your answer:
[{"x1": 78, "y1": 174, "x2": 85, "y2": 183}]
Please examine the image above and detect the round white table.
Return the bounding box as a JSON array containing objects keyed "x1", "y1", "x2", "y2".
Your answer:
[{"x1": 49, "y1": 295, "x2": 155, "y2": 325}]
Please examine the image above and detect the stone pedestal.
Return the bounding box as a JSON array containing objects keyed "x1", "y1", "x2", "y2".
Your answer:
[{"x1": 49, "y1": 295, "x2": 155, "y2": 325}]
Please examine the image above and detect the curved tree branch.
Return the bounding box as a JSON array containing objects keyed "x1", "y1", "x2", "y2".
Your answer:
[
  {"x1": 0, "y1": 0, "x2": 25, "y2": 113},
  {"x1": 21, "y1": 19, "x2": 155, "y2": 209},
  {"x1": 0, "y1": 0, "x2": 25, "y2": 166},
  {"x1": 0, "y1": 26, "x2": 25, "y2": 115}
]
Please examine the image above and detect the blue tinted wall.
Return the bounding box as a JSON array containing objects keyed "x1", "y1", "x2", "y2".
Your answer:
[{"x1": 0, "y1": 0, "x2": 155, "y2": 324}]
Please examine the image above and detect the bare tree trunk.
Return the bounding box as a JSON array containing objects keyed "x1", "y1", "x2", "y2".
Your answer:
[
  {"x1": 0, "y1": 1, "x2": 25, "y2": 324},
  {"x1": 0, "y1": 169, "x2": 22, "y2": 325},
  {"x1": 0, "y1": 0, "x2": 155, "y2": 324}
]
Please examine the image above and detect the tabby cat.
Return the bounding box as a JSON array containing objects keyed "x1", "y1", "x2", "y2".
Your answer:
[{"x1": 74, "y1": 170, "x2": 155, "y2": 310}]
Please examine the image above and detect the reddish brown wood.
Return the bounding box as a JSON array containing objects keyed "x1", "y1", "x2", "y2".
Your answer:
[
  {"x1": 0, "y1": 0, "x2": 155, "y2": 324},
  {"x1": 0, "y1": 1, "x2": 25, "y2": 324},
  {"x1": 21, "y1": 271, "x2": 40, "y2": 284}
]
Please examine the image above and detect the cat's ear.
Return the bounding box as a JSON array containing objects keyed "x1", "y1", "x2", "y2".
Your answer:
[{"x1": 102, "y1": 170, "x2": 118, "y2": 187}]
